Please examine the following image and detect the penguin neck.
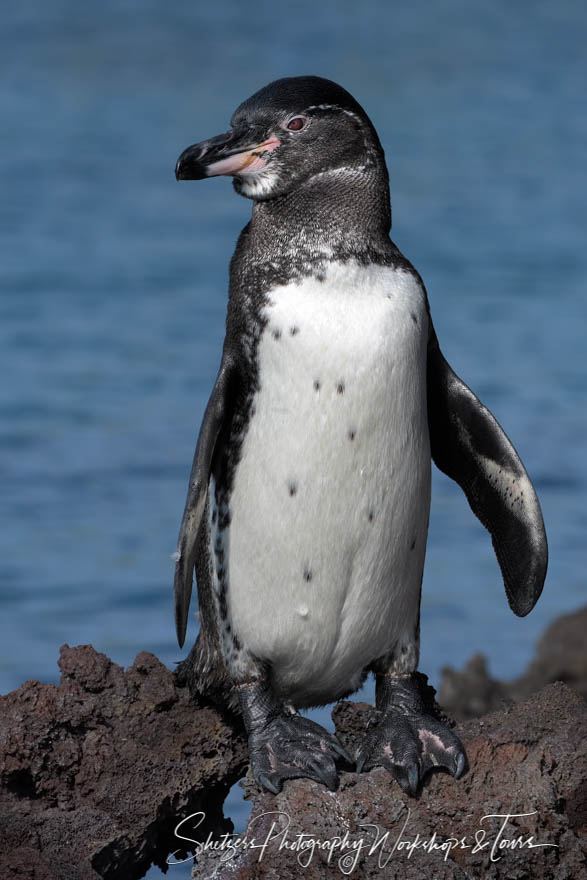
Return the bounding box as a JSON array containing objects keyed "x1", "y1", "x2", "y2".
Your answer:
[{"x1": 248, "y1": 168, "x2": 392, "y2": 266}]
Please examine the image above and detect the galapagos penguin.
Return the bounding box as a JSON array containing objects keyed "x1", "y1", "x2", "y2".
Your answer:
[{"x1": 173, "y1": 76, "x2": 548, "y2": 795}]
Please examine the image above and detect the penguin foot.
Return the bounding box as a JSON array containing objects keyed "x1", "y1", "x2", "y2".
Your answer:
[
  {"x1": 356, "y1": 673, "x2": 467, "y2": 796},
  {"x1": 249, "y1": 713, "x2": 353, "y2": 794},
  {"x1": 356, "y1": 712, "x2": 466, "y2": 795},
  {"x1": 237, "y1": 678, "x2": 352, "y2": 794}
]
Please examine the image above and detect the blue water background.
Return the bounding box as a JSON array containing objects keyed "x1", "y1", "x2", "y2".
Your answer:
[{"x1": 2, "y1": 1, "x2": 586, "y2": 874}]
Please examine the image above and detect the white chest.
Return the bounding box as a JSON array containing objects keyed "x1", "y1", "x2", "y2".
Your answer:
[
  {"x1": 214, "y1": 262, "x2": 431, "y2": 704},
  {"x1": 254, "y1": 263, "x2": 425, "y2": 435}
]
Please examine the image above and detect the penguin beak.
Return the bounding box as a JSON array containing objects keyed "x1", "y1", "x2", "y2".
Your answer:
[{"x1": 175, "y1": 129, "x2": 281, "y2": 181}]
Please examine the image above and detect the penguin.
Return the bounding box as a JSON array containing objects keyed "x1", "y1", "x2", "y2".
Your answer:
[{"x1": 173, "y1": 76, "x2": 548, "y2": 796}]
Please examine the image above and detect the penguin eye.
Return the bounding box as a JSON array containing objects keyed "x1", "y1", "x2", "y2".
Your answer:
[{"x1": 285, "y1": 116, "x2": 307, "y2": 132}]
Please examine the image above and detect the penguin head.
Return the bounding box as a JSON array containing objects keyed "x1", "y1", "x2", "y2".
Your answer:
[{"x1": 175, "y1": 76, "x2": 386, "y2": 201}]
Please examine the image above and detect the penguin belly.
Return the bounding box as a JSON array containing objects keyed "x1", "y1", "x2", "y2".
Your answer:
[{"x1": 218, "y1": 263, "x2": 430, "y2": 707}]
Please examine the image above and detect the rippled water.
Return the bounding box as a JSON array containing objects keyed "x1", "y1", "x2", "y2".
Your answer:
[{"x1": 2, "y1": 1, "x2": 586, "y2": 875}]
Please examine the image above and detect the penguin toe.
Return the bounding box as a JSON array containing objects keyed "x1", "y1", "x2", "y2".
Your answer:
[
  {"x1": 415, "y1": 716, "x2": 467, "y2": 780},
  {"x1": 257, "y1": 771, "x2": 283, "y2": 795},
  {"x1": 327, "y1": 736, "x2": 354, "y2": 764},
  {"x1": 455, "y1": 750, "x2": 467, "y2": 778},
  {"x1": 306, "y1": 754, "x2": 339, "y2": 791},
  {"x1": 394, "y1": 762, "x2": 421, "y2": 797}
]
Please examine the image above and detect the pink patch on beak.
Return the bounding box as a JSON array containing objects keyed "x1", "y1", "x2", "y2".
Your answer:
[{"x1": 206, "y1": 135, "x2": 281, "y2": 177}]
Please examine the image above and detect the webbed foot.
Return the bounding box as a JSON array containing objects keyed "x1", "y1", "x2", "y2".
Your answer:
[
  {"x1": 250, "y1": 712, "x2": 351, "y2": 793},
  {"x1": 356, "y1": 674, "x2": 466, "y2": 795},
  {"x1": 238, "y1": 680, "x2": 352, "y2": 794}
]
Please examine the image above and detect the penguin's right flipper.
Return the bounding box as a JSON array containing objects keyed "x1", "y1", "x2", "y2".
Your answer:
[
  {"x1": 427, "y1": 326, "x2": 547, "y2": 617},
  {"x1": 173, "y1": 350, "x2": 238, "y2": 648}
]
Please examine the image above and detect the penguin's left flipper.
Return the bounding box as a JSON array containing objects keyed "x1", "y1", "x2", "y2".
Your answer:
[
  {"x1": 427, "y1": 326, "x2": 548, "y2": 616},
  {"x1": 356, "y1": 674, "x2": 467, "y2": 796},
  {"x1": 173, "y1": 350, "x2": 238, "y2": 648}
]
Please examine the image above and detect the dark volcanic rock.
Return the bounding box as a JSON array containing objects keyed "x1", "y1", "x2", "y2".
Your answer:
[
  {"x1": 437, "y1": 653, "x2": 512, "y2": 720},
  {"x1": 2, "y1": 609, "x2": 586, "y2": 880},
  {"x1": 0, "y1": 645, "x2": 247, "y2": 880},
  {"x1": 517, "y1": 605, "x2": 587, "y2": 701},
  {"x1": 439, "y1": 605, "x2": 587, "y2": 719},
  {"x1": 193, "y1": 683, "x2": 586, "y2": 879}
]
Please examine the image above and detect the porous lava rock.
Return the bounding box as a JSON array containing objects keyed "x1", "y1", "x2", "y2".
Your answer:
[
  {"x1": 192, "y1": 683, "x2": 586, "y2": 879},
  {"x1": 0, "y1": 645, "x2": 247, "y2": 879}
]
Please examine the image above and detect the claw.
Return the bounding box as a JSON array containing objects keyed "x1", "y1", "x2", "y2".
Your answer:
[
  {"x1": 328, "y1": 738, "x2": 354, "y2": 764},
  {"x1": 257, "y1": 772, "x2": 281, "y2": 794},
  {"x1": 393, "y1": 762, "x2": 420, "y2": 796},
  {"x1": 455, "y1": 751, "x2": 466, "y2": 778},
  {"x1": 407, "y1": 763, "x2": 420, "y2": 795},
  {"x1": 308, "y1": 758, "x2": 338, "y2": 791}
]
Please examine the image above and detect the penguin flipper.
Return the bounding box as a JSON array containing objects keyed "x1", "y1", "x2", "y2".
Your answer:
[
  {"x1": 174, "y1": 351, "x2": 237, "y2": 648},
  {"x1": 427, "y1": 328, "x2": 547, "y2": 616}
]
